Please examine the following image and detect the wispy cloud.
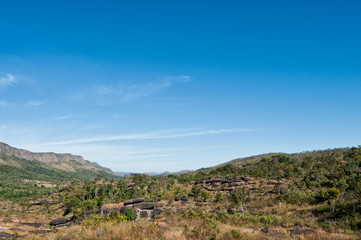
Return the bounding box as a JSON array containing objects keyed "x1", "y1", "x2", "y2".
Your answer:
[
  {"x1": 113, "y1": 115, "x2": 122, "y2": 119},
  {"x1": 25, "y1": 100, "x2": 46, "y2": 106},
  {"x1": 122, "y1": 75, "x2": 191, "y2": 101},
  {"x1": 0, "y1": 73, "x2": 16, "y2": 87},
  {"x1": 41, "y1": 128, "x2": 259, "y2": 146},
  {"x1": 72, "y1": 75, "x2": 191, "y2": 105},
  {"x1": 0, "y1": 101, "x2": 10, "y2": 107},
  {"x1": 52, "y1": 115, "x2": 76, "y2": 120}
]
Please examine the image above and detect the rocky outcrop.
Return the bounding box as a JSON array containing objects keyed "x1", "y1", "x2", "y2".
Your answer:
[
  {"x1": 0, "y1": 142, "x2": 85, "y2": 164},
  {"x1": 100, "y1": 198, "x2": 163, "y2": 221},
  {"x1": 194, "y1": 176, "x2": 288, "y2": 196},
  {"x1": 174, "y1": 195, "x2": 188, "y2": 202}
]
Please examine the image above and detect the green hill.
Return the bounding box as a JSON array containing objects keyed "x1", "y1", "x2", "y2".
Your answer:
[{"x1": 0, "y1": 142, "x2": 121, "y2": 202}]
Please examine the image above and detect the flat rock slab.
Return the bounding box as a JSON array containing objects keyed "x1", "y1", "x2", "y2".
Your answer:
[
  {"x1": 124, "y1": 198, "x2": 145, "y2": 206},
  {"x1": 31, "y1": 200, "x2": 47, "y2": 206},
  {"x1": 0, "y1": 232, "x2": 12, "y2": 240},
  {"x1": 9, "y1": 228, "x2": 25, "y2": 231},
  {"x1": 20, "y1": 222, "x2": 44, "y2": 228},
  {"x1": 49, "y1": 217, "x2": 73, "y2": 226},
  {"x1": 28, "y1": 229, "x2": 51, "y2": 234}
]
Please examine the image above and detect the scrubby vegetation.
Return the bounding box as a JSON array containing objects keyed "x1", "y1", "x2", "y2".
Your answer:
[{"x1": 0, "y1": 147, "x2": 361, "y2": 239}]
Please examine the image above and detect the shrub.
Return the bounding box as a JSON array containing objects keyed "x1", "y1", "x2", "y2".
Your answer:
[
  {"x1": 261, "y1": 215, "x2": 276, "y2": 225},
  {"x1": 314, "y1": 188, "x2": 340, "y2": 203},
  {"x1": 64, "y1": 196, "x2": 81, "y2": 213},
  {"x1": 125, "y1": 208, "x2": 137, "y2": 221},
  {"x1": 278, "y1": 190, "x2": 315, "y2": 205},
  {"x1": 327, "y1": 187, "x2": 341, "y2": 200}
]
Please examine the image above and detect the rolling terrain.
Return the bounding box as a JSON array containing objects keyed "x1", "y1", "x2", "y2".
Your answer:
[{"x1": 0, "y1": 145, "x2": 360, "y2": 239}]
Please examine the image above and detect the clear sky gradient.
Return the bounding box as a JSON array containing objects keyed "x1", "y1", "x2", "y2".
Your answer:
[{"x1": 0, "y1": 0, "x2": 360, "y2": 172}]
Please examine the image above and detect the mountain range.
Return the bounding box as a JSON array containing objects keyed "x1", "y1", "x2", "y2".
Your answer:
[{"x1": 0, "y1": 142, "x2": 120, "y2": 186}]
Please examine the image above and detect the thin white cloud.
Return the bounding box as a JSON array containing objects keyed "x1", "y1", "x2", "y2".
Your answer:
[
  {"x1": 53, "y1": 115, "x2": 76, "y2": 120},
  {"x1": 111, "y1": 153, "x2": 170, "y2": 160},
  {"x1": 73, "y1": 75, "x2": 191, "y2": 105},
  {"x1": 123, "y1": 75, "x2": 191, "y2": 101},
  {"x1": 0, "y1": 101, "x2": 10, "y2": 107},
  {"x1": 0, "y1": 73, "x2": 16, "y2": 87},
  {"x1": 26, "y1": 100, "x2": 46, "y2": 106},
  {"x1": 41, "y1": 128, "x2": 259, "y2": 146}
]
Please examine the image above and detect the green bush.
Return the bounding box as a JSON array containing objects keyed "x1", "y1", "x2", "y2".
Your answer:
[
  {"x1": 64, "y1": 196, "x2": 81, "y2": 211},
  {"x1": 261, "y1": 215, "x2": 276, "y2": 225},
  {"x1": 278, "y1": 190, "x2": 315, "y2": 205},
  {"x1": 125, "y1": 208, "x2": 137, "y2": 221},
  {"x1": 327, "y1": 187, "x2": 341, "y2": 200},
  {"x1": 315, "y1": 188, "x2": 340, "y2": 203}
]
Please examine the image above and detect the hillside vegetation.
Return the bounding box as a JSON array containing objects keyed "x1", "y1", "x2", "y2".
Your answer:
[
  {"x1": 0, "y1": 146, "x2": 360, "y2": 239},
  {"x1": 0, "y1": 143, "x2": 120, "y2": 202}
]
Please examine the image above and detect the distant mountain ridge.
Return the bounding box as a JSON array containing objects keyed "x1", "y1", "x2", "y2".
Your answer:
[
  {"x1": 0, "y1": 142, "x2": 85, "y2": 163},
  {"x1": 0, "y1": 142, "x2": 120, "y2": 185}
]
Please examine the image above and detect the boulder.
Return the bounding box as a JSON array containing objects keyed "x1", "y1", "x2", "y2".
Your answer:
[
  {"x1": 279, "y1": 188, "x2": 289, "y2": 194},
  {"x1": 151, "y1": 208, "x2": 164, "y2": 216},
  {"x1": 241, "y1": 176, "x2": 253, "y2": 182},
  {"x1": 49, "y1": 217, "x2": 74, "y2": 226},
  {"x1": 31, "y1": 200, "x2": 47, "y2": 206},
  {"x1": 211, "y1": 209, "x2": 223, "y2": 214},
  {"x1": 263, "y1": 189, "x2": 279, "y2": 195},
  {"x1": 59, "y1": 186, "x2": 68, "y2": 192},
  {"x1": 180, "y1": 195, "x2": 188, "y2": 201},
  {"x1": 203, "y1": 187, "x2": 216, "y2": 191}
]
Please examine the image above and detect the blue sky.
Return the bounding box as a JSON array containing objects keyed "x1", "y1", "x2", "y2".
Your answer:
[{"x1": 0, "y1": 0, "x2": 360, "y2": 172}]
